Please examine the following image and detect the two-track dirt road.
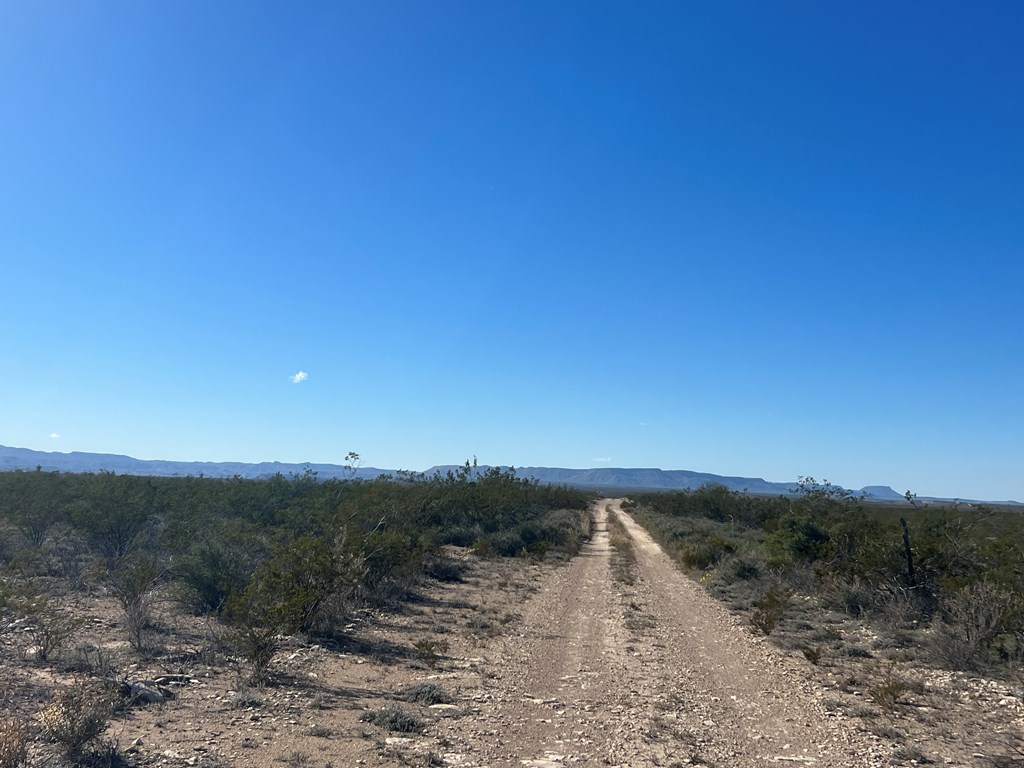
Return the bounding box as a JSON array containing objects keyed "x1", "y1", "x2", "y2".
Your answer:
[{"x1": 435, "y1": 499, "x2": 890, "y2": 767}]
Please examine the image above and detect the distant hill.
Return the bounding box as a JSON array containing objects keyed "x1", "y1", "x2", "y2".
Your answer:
[
  {"x1": 425, "y1": 465, "x2": 797, "y2": 495},
  {"x1": 0, "y1": 444, "x2": 1014, "y2": 504},
  {"x1": 0, "y1": 444, "x2": 387, "y2": 481},
  {"x1": 859, "y1": 485, "x2": 906, "y2": 502}
]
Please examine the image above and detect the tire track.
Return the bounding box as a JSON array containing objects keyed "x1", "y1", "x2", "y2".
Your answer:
[{"x1": 435, "y1": 499, "x2": 890, "y2": 767}]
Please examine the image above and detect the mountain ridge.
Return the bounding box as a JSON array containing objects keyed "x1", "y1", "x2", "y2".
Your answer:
[{"x1": 0, "y1": 444, "x2": 1014, "y2": 504}]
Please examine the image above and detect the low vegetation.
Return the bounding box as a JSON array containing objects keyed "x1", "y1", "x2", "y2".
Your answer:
[
  {"x1": 606, "y1": 506, "x2": 637, "y2": 585},
  {"x1": 627, "y1": 480, "x2": 1024, "y2": 676},
  {"x1": 0, "y1": 462, "x2": 593, "y2": 761}
]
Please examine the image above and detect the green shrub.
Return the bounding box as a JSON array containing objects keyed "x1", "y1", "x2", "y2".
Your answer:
[
  {"x1": 680, "y1": 536, "x2": 735, "y2": 570},
  {"x1": 360, "y1": 529, "x2": 424, "y2": 604},
  {"x1": 176, "y1": 527, "x2": 261, "y2": 614},
  {"x1": 766, "y1": 515, "x2": 833, "y2": 566}
]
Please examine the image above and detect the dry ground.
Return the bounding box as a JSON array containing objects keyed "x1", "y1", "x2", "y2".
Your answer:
[{"x1": 2, "y1": 499, "x2": 1021, "y2": 767}]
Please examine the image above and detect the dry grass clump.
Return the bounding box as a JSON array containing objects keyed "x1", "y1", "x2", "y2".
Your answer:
[
  {"x1": 412, "y1": 638, "x2": 450, "y2": 668},
  {"x1": 37, "y1": 681, "x2": 116, "y2": 756},
  {"x1": 0, "y1": 719, "x2": 29, "y2": 768},
  {"x1": 866, "y1": 666, "x2": 925, "y2": 714}
]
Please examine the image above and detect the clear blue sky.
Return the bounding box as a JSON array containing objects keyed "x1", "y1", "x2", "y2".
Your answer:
[{"x1": 2, "y1": 2, "x2": 1022, "y2": 500}]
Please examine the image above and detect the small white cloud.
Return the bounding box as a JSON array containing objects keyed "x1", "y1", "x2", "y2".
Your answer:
[
  {"x1": 289, "y1": 371, "x2": 309, "y2": 384},
  {"x1": 49, "y1": 432, "x2": 60, "y2": 439},
  {"x1": 592, "y1": 457, "x2": 612, "y2": 463},
  {"x1": 638, "y1": 421, "x2": 648, "y2": 427}
]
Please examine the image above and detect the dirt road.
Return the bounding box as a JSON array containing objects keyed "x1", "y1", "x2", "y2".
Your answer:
[{"x1": 435, "y1": 499, "x2": 890, "y2": 767}]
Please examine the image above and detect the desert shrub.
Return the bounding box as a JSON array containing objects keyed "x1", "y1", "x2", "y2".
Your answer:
[
  {"x1": 765, "y1": 515, "x2": 833, "y2": 566},
  {"x1": 37, "y1": 681, "x2": 115, "y2": 756},
  {"x1": 932, "y1": 581, "x2": 1024, "y2": 671},
  {"x1": 49, "y1": 529, "x2": 90, "y2": 592},
  {"x1": 466, "y1": 615, "x2": 493, "y2": 633},
  {"x1": 632, "y1": 485, "x2": 1024, "y2": 676},
  {"x1": 0, "y1": 526, "x2": 16, "y2": 569},
  {"x1": 360, "y1": 704, "x2": 424, "y2": 733},
  {"x1": 224, "y1": 529, "x2": 370, "y2": 679},
  {"x1": 838, "y1": 643, "x2": 874, "y2": 658},
  {"x1": 867, "y1": 669, "x2": 910, "y2": 713},
  {"x1": 730, "y1": 553, "x2": 763, "y2": 581},
  {"x1": 632, "y1": 484, "x2": 788, "y2": 529},
  {"x1": 174, "y1": 523, "x2": 264, "y2": 614},
  {"x1": 422, "y1": 556, "x2": 466, "y2": 583},
  {"x1": 444, "y1": 525, "x2": 483, "y2": 548},
  {"x1": 876, "y1": 589, "x2": 932, "y2": 631},
  {"x1": 0, "y1": 719, "x2": 29, "y2": 768},
  {"x1": 282, "y1": 750, "x2": 312, "y2": 767},
  {"x1": 628, "y1": 509, "x2": 745, "y2": 575},
  {"x1": 480, "y1": 509, "x2": 589, "y2": 559},
  {"x1": 819, "y1": 576, "x2": 876, "y2": 618},
  {"x1": 106, "y1": 553, "x2": 166, "y2": 653},
  {"x1": 680, "y1": 535, "x2": 736, "y2": 570},
  {"x1": 750, "y1": 587, "x2": 790, "y2": 636},
  {"x1": 223, "y1": 579, "x2": 292, "y2": 684},
  {"x1": 395, "y1": 682, "x2": 452, "y2": 705},
  {"x1": 60, "y1": 644, "x2": 119, "y2": 678},
  {"x1": 225, "y1": 620, "x2": 280, "y2": 685},
  {"x1": 412, "y1": 637, "x2": 449, "y2": 667},
  {"x1": 230, "y1": 690, "x2": 264, "y2": 710},
  {"x1": 0, "y1": 579, "x2": 82, "y2": 663},
  {"x1": 69, "y1": 474, "x2": 160, "y2": 569},
  {"x1": 487, "y1": 530, "x2": 527, "y2": 557},
  {"x1": 1, "y1": 472, "x2": 64, "y2": 552},
  {"x1": 802, "y1": 646, "x2": 823, "y2": 665},
  {"x1": 359, "y1": 529, "x2": 425, "y2": 604}
]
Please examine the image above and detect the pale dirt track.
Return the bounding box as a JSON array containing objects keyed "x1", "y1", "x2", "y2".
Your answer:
[{"x1": 435, "y1": 499, "x2": 890, "y2": 767}]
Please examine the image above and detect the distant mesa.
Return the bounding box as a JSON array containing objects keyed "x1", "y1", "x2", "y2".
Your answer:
[
  {"x1": 0, "y1": 445, "x2": 1011, "y2": 505},
  {"x1": 858, "y1": 485, "x2": 905, "y2": 501}
]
